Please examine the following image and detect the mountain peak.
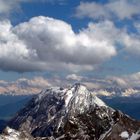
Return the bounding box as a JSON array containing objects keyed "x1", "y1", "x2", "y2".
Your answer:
[
  {"x1": 35, "y1": 83, "x2": 106, "y2": 115},
  {"x1": 7, "y1": 84, "x2": 140, "y2": 140},
  {"x1": 72, "y1": 82, "x2": 86, "y2": 89}
]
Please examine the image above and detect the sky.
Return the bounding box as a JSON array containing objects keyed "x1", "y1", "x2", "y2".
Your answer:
[{"x1": 0, "y1": 0, "x2": 140, "y2": 91}]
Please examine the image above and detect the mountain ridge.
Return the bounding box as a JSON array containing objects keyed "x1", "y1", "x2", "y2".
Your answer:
[{"x1": 1, "y1": 83, "x2": 140, "y2": 140}]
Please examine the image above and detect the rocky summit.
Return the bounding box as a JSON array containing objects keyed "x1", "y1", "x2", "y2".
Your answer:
[{"x1": 1, "y1": 83, "x2": 140, "y2": 140}]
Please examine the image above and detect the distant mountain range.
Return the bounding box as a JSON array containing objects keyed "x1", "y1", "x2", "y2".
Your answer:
[
  {"x1": 93, "y1": 87, "x2": 140, "y2": 97},
  {"x1": 0, "y1": 84, "x2": 140, "y2": 140},
  {"x1": 0, "y1": 77, "x2": 47, "y2": 96},
  {"x1": 1, "y1": 86, "x2": 140, "y2": 98},
  {"x1": 0, "y1": 77, "x2": 140, "y2": 98}
]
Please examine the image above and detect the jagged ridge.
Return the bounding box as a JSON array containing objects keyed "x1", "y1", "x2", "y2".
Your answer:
[{"x1": 6, "y1": 83, "x2": 140, "y2": 140}]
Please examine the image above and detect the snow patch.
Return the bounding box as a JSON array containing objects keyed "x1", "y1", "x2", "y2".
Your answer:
[
  {"x1": 128, "y1": 131, "x2": 140, "y2": 140},
  {"x1": 65, "y1": 90, "x2": 73, "y2": 107},
  {"x1": 120, "y1": 131, "x2": 129, "y2": 138},
  {"x1": 120, "y1": 131, "x2": 140, "y2": 140},
  {"x1": 0, "y1": 127, "x2": 21, "y2": 140},
  {"x1": 93, "y1": 96, "x2": 107, "y2": 107}
]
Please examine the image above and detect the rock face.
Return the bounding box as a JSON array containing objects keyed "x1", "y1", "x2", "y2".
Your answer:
[{"x1": 6, "y1": 84, "x2": 140, "y2": 139}]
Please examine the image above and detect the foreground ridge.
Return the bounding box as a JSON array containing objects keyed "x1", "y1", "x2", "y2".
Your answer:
[{"x1": 1, "y1": 83, "x2": 140, "y2": 140}]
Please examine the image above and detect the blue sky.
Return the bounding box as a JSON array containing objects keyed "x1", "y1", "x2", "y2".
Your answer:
[{"x1": 0, "y1": 0, "x2": 140, "y2": 88}]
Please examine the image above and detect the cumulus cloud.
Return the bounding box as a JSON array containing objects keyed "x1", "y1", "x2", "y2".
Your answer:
[
  {"x1": 84, "y1": 21, "x2": 140, "y2": 56},
  {"x1": 75, "y1": 0, "x2": 140, "y2": 20},
  {"x1": 0, "y1": 16, "x2": 117, "y2": 72},
  {"x1": 0, "y1": 16, "x2": 140, "y2": 72}
]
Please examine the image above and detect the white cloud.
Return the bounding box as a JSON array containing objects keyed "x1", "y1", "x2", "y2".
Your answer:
[
  {"x1": 0, "y1": 76, "x2": 51, "y2": 95},
  {"x1": 134, "y1": 22, "x2": 140, "y2": 34},
  {"x1": 107, "y1": 72, "x2": 140, "y2": 88},
  {"x1": 75, "y1": 2, "x2": 110, "y2": 20},
  {"x1": 66, "y1": 74, "x2": 83, "y2": 81},
  {"x1": 0, "y1": 0, "x2": 67, "y2": 18},
  {"x1": 66, "y1": 72, "x2": 140, "y2": 89},
  {"x1": 123, "y1": 72, "x2": 140, "y2": 87},
  {"x1": 107, "y1": 0, "x2": 140, "y2": 19},
  {"x1": 1, "y1": 72, "x2": 140, "y2": 95},
  {"x1": 0, "y1": 0, "x2": 31, "y2": 17},
  {"x1": 16, "y1": 77, "x2": 51, "y2": 88},
  {"x1": 75, "y1": 0, "x2": 140, "y2": 20},
  {"x1": 107, "y1": 76, "x2": 128, "y2": 88},
  {"x1": 82, "y1": 82, "x2": 102, "y2": 90},
  {"x1": 0, "y1": 16, "x2": 117, "y2": 72},
  {"x1": 65, "y1": 72, "x2": 140, "y2": 89},
  {"x1": 122, "y1": 34, "x2": 140, "y2": 55},
  {"x1": 0, "y1": 16, "x2": 139, "y2": 72},
  {"x1": 0, "y1": 0, "x2": 19, "y2": 16},
  {"x1": 84, "y1": 21, "x2": 140, "y2": 57}
]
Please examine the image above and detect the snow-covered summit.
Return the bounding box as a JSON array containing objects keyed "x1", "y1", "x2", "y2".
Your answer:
[
  {"x1": 35, "y1": 83, "x2": 107, "y2": 114},
  {"x1": 8, "y1": 83, "x2": 140, "y2": 140}
]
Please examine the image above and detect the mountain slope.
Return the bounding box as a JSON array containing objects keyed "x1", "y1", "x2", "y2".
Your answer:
[
  {"x1": 0, "y1": 127, "x2": 34, "y2": 140},
  {"x1": 5, "y1": 84, "x2": 140, "y2": 139}
]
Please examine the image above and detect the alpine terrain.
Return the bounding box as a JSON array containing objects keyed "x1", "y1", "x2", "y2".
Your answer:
[{"x1": 0, "y1": 83, "x2": 140, "y2": 140}]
